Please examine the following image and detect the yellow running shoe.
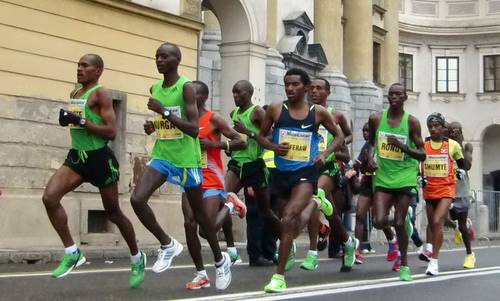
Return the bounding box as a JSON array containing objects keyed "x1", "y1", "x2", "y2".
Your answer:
[{"x1": 463, "y1": 253, "x2": 476, "y2": 269}]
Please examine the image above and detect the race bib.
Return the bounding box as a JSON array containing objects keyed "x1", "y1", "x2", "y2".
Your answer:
[
  {"x1": 68, "y1": 99, "x2": 86, "y2": 129},
  {"x1": 377, "y1": 132, "x2": 407, "y2": 161},
  {"x1": 424, "y1": 154, "x2": 448, "y2": 178},
  {"x1": 201, "y1": 151, "x2": 208, "y2": 168},
  {"x1": 278, "y1": 129, "x2": 312, "y2": 162},
  {"x1": 154, "y1": 106, "x2": 183, "y2": 140},
  {"x1": 318, "y1": 126, "x2": 328, "y2": 152}
]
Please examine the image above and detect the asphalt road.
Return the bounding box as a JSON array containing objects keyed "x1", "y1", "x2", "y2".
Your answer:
[{"x1": 0, "y1": 244, "x2": 499, "y2": 301}]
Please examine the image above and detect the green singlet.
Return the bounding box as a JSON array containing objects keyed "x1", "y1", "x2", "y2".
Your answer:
[
  {"x1": 318, "y1": 106, "x2": 338, "y2": 175},
  {"x1": 230, "y1": 104, "x2": 262, "y2": 164}
]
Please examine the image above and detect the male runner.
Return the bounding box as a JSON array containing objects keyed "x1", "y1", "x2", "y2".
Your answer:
[
  {"x1": 176, "y1": 80, "x2": 247, "y2": 289},
  {"x1": 132, "y1": 43, "x2": 231, "y2": 290},
  {"x1": 43, "y1": 54, "x2": 145, "y2": 288},
  {"x1": 258, "y1": 68, "x2": 344, "y2": 293},
  {"x1": 421, "y1": 113, "x2": 465, "y2": 275},
  {"x1": 225, "y1": 80, "x2": 280, "y2": 265},
  {"x1": 302, "y1": 78, "x2": 357, "y2": 272},
  {"x1": 367, "y1": 83, "x2": 426, "y2": 281},
  {"x1": 448, "y1": 121, "x2": 475, "y2": 268}
]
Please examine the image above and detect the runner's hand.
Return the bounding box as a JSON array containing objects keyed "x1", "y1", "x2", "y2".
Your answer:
[
  {"x1": 274, "y1": 142, "x2": 290, "y2": 156},
  {"x1": 313, "y1": 153, "x2": 327, "y2": 168},
  {"x1": 417, "y1": 175, "x2": 428, "y2": 188},
  {"x1": 366, "y1": 157, "x2": 378, "y2": 173},
  {"x1": 233, "y1": 120, "x2": 248, "y2": 135},
  {"x1": 456, "y1": 169, "x2": 466, "y2": 180},
  {"x1": 147, "y1": 97, "x2": 165, "y2": 114},
  {"x1": 386, "y1": 135, "x2": 405, "y2": 150},
  {"x1": 200, "y1": 138, "x2": 217, "y2": 150},
  {"x1": 143, "y1": 120, "x2": 155, "y2": 135},
  {"x1": 59, "y1": 109, "x2": 81, "y2": 127}
]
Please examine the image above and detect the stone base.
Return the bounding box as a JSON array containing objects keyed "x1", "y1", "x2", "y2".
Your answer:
[{"x1": 265, "y1": 48, "x2": 286, "y2": 104}]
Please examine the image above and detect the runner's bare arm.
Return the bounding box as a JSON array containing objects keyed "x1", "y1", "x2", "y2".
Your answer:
[
  {"x1": 317, "y1": 105, "x2": 344, "y2": 158},
  {"x1": 366, "y1": 112, "x2": 382, "y2": 172},
  {"x1": 147, "y1": 82, "x2": 199, "y2": 138},
  {"x1": 82, "y1": 88, "x2": 117, "y2": 140},
  {"x1": 211, "y1": 113, "x2": 247, "y2": 151},
  {"x1": 405, "y1": 115, "x2": 426, "y2": 162},
  {"x1": 334, "y1": 111, "x2": 353, "y2": 145}
]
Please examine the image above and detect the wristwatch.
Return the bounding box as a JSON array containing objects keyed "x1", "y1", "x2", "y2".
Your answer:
[
  {"x1": 79, "y1": 118, "x2": 87, "y2": 127},
  {"x1": 163, "y1": 110, "x2": 171, "y2": 119},
  {"x1": 249, "y1": 132, "x2": 256, "y2": 139}
]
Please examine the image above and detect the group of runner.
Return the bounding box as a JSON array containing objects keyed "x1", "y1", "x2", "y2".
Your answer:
[{"x1": 42, "y1": 42, "x2": 476, "y2": 293}]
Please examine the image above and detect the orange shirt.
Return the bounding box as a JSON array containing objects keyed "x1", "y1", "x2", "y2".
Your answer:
[
  {"x1": 199, "y1": 111, "x2": 225, "y2": 190},
  {"x1": 422, "y1": 137, "x2": 462, "y2": 200}
]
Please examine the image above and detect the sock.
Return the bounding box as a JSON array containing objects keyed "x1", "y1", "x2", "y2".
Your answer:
[
  {"x1": 215, "y1": 256, "x2": 225, "y2": 267},
  {"x1": 227, "y1": 247, "x2": 237, "y2": 257},
  {"x1": 65, "y1": 244, "x2": 78, "y2": 255},
  {"x1": 389, "y1": 238, "x2": 397, "y2": 244},
  {"x1": 274, "y1": 273, "x2": 285, "y2": 280},
  {"x1": 430, "y1": 258, "x2": 438, "y2": 264},
  {"x1": 344, "y1": 236, "x2": 353, "y2": 246},
  {"x1": 131, "y1": 252, "x2": 142, "y2": 263},
  {"x1": 161, "y1": 239, "x2": 175, "y2": 250},
  {"x1": 224, "y1": 202, "x2": 235, "y2": 214},
  {"x1": 426, "y1": 243, "x2": 433, "y2": 253},
  {"x1": 308, "y1": 250, "x2": 318, "y2": 256},
  {"x1": 197, "y1": 270, "x2": 208, "y2": 278}
]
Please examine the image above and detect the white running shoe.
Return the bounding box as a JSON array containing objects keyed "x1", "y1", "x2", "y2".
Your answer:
[
  {"x1": 215, "y1": 252, "x2": 232, "y2": 290},
  {"x1": 426, "y1": 258, "x2": 439, "y2": 276},
  {"x1": 152, "y1": 238, "x2": 183, "y2": 273}
]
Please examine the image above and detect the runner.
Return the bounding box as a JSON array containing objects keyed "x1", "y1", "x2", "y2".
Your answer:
[
  {"x1": 178, "y1": 80, "x2": 247, "y2": 289},
  {"x1": 43, "y1": 54, "x2": 145, "y2": 288},
  {"x1": 421, "y1": 112, "x2": 465, "y2": 275},
  {"x1": 258, "y1": 68, "x2": 344, "y2": 293},
  {"x1": 132, "y1": 43, "x2": 231, "y2": 290},
  {"x1": 224, "y1": 80, "x2": 281, "y2": 261},
  {"x1": 304, "y1": 77, "x2": 358, "y2": 272},
  {"x1": 367, "y1": 83, "x2": 426, "y2": 281}
]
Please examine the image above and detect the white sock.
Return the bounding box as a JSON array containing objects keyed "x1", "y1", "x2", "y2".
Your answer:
[
  {"x1": 131, "y1": 252, "x2": 142, "y2": 263},
  {"x1": 344, "y1": 236, "x2": 353, "y2": 245},
  {"x1": 389, "y1": 238, "x2": 397, "y2": 244},
  {"x1": 65, "y1": 244, "x2": 78, "y2": 255},
  {"x1": 430, "y1": 258, "x2": 438, "y2": 264},
  {"x1": 308, "y1": 250, "x2": 318, "y2": 256},
  {"x1": 225, "y1": 202, "x2": 235, "y2": 213},
  {"x1": 426, "y1": 243, "x2": 433, "y2": 253},
  {"x1": 215, "y1": 256, "x2": 225, "y2": 267},
  {"x1": 162, "y1": 239, "x2": 175, "y2": 249},
  {"x1": 197, "y1": 270, "x2": 208, "y2": 278}
]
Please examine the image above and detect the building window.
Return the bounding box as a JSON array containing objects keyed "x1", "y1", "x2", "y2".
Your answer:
[
  {"x1": 436, "y1": 57, "x2": 459, "y2": 93},
  {"x1": 399, "y1": 53, "x2": 413, "y2": 91},
  {"x1": 484, "y1": 55, "x2": 500, "y2": 92},
  {"x1": 373, "y1": 42, "x2": 381, "y2": 84}
]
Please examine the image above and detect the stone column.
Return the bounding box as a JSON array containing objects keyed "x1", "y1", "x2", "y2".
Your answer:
[
  {"x1": 314, "y1": 0, "x2": 352, "y2": 126},
  {"x1": 382, "y1": 0, "x2": 400, "y2": 86},
  {"x1": 343, "y1": 0, "x2": 381, "y2": 154}
]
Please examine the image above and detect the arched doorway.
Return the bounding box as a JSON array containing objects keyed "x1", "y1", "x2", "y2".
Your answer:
[
  {"x1": 481, "y1": 124, "x2": 500, "y2": 231},
  {"x1": 200, "y1": 0, "x2": 268, "y2": 120}
]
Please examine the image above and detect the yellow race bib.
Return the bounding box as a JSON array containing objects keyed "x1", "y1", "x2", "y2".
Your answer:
[
  {"x1": 68, "y1": 99, "x2": 86, "y2": 129},
  {"x1": 278, "y1": 129, "x2": 312, "y2": 162},
  {"x1": 318, "y1": 126, "x2": 328, "y2": 152},
  {"x1": 154, "y1": 106, "x2": 183, "y2": 140},
  {"x1": 424, "y1": 154, "x2": 448, "y2": 178},
  {"x1": 377, "y1": 132, "x2": 407, "y2": 161}
]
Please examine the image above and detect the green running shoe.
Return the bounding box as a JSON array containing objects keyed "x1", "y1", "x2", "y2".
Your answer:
[
  {"x1": 285, "y1": 242, "x2": 296, "y2": 271},
  {"x1": 313, "y1": 188, "x2": 333, "y2": 217},
  {"x1": 399, "y1": 265, "x2": 413, "y2": 281},
  {"x1": 300, "y1": 251, "x2": 318, "y2": 271},
  {"x1": 52, "y1": 250, "x2": 86, "y2": 278},
  {"x1": 130, "y1": 251, "x2": 146, "y2": 288},
  {"x1": 264, "y1": 274, "x2": 286, "y2": 293},
  {"x1": 342, "y1": 237, "x2": 359, "y2": 271},
  {"x1": 405, "y1": 207, "x2": 414, "y2": 238}
]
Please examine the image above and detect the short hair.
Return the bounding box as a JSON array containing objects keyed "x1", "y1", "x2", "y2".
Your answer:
[
  {"x1": 234, "y1": 80, "x2": 254, "y2": 96},
  {"x1": 192, "y1": 80, "x2": 209, "y2": 96},
  {"x1": 285, "y1": 68, "x2": 311, "y2": 85},
  {"x1": 85, "y1": 54, "x2": 104, "y2": 69},
  {"x1": 159, "y1": 42, "x2": 182, "y2": 61},
  {"x1": 314, "y1": 77, "x2": 331, "y2": 92},
  {"x1": 389, "y1": 82, "x2": 406, "y2": 93}
]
